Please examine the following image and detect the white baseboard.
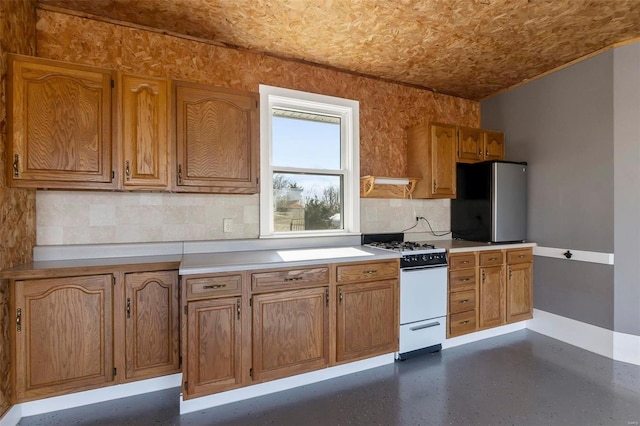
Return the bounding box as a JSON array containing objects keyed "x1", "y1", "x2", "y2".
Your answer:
[
  {"x1": 0, "y1": 405, "x2": 21, "y2": 426},
  {"x1": 180, "y1": 353, "x2": 395, "y2": 414},
  {"x1": 0, "y1": 373, "x2": 181, "y2": 426},
  {"x1": 442, "y1": 321, "x2": 527, "y2": 349},
  {"x1": 527, "y1": 308, "x2": 640, "y2": 366}
]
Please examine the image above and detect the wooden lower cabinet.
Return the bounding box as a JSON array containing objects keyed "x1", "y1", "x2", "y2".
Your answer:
[
  {"x1": 184, "y1": 297, "x2": 243, "y2": 398},
  {"x1": 13, "y1": 275, "x2": 115, "y2": 401},
  {"x1": 124, "y1": 270, "x2": 180, "y2": 381},
  {"x1": 478, "y1": 265, "x2": 504, "y2": 329},
  {"x1": 506, "y1": 258, "x2": 534, "y2": 323},
  {"x1": 336, "y1": 279, "x2": 398, "y2": 363},
  {"x1": 252, "y1": 287, "x2": 329, "y2": 382}
]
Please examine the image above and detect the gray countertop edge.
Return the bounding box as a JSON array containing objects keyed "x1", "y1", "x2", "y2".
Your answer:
[
  {"x1": 431, "y1": 240, "x2": 537, "y2": 253},
  {"x1": 179, "y1": 246, "x2": 400, "y2": 275}
]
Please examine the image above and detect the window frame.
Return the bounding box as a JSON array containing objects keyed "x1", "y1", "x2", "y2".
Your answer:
[{"x1": 259, "y1": 85, "x2": 360, "y2": 238}]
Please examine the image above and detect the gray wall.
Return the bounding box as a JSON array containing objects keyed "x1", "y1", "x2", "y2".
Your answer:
[
  {"x1": 613, "y1": 43, "x2": 640, "y2": 335},
  {"x1": 482, "y1": 51, "x2": 616, "y2": 331}
]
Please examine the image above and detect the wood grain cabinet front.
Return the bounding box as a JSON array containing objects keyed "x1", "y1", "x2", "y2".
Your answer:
[
  {"x1": 506, "y1": 248, "x2": 533, "y2": 323},
  {"x1": 12, "y1": 275, "x2": 115, "y2": 402},
  {"x1": 447, "y1": 252, "x2": 478, "y2": 338},
  {"x1": 251, "y1": 266, "x2": 329, "y2": 292},
  {"x1": 123, "y1": 270, "x2": 180, "y2": 381},
  {"x1": 120, "y1": 74, "x2": 170, "y2": 190},
  {"x1": 8, "y1": 54, "x2": 116, "y2": 189},
  {"x1": 174, "y1": 81, "x2": 259, "y2": 193},
  {"x1": 251, "y1": 287, "x2": 329, "y2": 382},
  {"x1": 407, "y1": 122, "x2": 457, "y2": 198}
]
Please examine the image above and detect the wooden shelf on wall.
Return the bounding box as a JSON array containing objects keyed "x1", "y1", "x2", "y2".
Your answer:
[{"x1": 360, "y1": 176, "x2": 420, "y2": 199}]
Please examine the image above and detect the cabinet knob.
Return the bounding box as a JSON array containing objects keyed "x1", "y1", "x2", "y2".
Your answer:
[
  {"x1": 16, "y1": 308, "x2": 22, "y2": 332},
  {"x1": 126, "y1": 298, "x2": 131, "y2": 319},
  {"x1": 13, "y1": 154, "x2": 19, "y2": 178},
  {"x1": 125, "y1": 160, "x2": 131, "y2": 180}
]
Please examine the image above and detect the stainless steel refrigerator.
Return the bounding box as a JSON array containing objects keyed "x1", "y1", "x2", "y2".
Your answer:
[{"x1": 451, "y1": 161, "x2": 527, "y2": 242}]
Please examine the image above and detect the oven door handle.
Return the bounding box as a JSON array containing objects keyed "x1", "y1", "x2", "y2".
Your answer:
[{"x1": 409, "y1": 321, "x2": 441, "y2": 331}]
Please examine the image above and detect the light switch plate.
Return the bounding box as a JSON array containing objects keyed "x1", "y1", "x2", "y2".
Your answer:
[{"x1": 223, "y1": 218, "x2": 233, "y2": 233}]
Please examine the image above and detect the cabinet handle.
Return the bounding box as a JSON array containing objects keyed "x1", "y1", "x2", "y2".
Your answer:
[
  {"x1": 410, "y1": 321, "x2": 440, "y2": 331},
  {"x1": 486, "y1": 149, "x2": 489, "y2": 156},
  {"x1": 126, "y1": 298, "x2": 131, "y2": 319},
  {"x1": 284, "y1": 277, "x2": 303, "y2": 282},
  {"x1": 339, "y1": 288, "x2": 343, "y2": 303},
  {"x1": 518, "y1": 254, "x2": 526, "y2": 258},
  {"x1": 489, "y1": 257, "x2": 498, "y2": 261},
  {"x1": 363, "y1": 270, "x2": 377, "y2": 274},
  {"x1": 460, "y1": 278, "x2": 471, "y2": 282},
  {"x1": 16, "y1": 308, "x2": 22, "y2": 332},
  {"x1": 125, "y1": 160, "x2": 131, "y2": 180},
  {"x1": 13, "y1": 154, "x2": 19, "y2": 178},
  {"x1": 461, "y1": 260, "x2": 469, "y2": 264},
  {"x1": 459, "y1": 299, "x2": 470, "y2": 304},
  {"x1": 236, "y1": 299, "x2": 241, "y2": 320},
  {"x1": 203, "y1": 284, "x2": 226, "y2": 289},
  {"x1": 325, "y1": 288, "x2": 329, "y2": 306},
  {"x1": 478, "y1": 149, "x2": 482, "y2": 156},
  {"x1": 178, "y1": 164, "x2": 183, "y2": 184},
  {"x1": 509, "y1": 267, "x2": 512, "y2": 280},
  {"x1": 433, "y1": 180, "x2": 437, "y2": 191},
  {"x1": 482, "y1": 271, "x2": 486, "y2": 282},
  {"x1": 460, "y1": 320, "x2": 470, "y2": 325}
]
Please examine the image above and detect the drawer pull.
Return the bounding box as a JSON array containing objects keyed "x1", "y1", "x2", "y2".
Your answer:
[
  {"x1": 410, "y1": 321, "x2": 440, "y2": 331},
  {"x1": 363, "y1": 270, "x2": 378, "y2": 274},
  {"x1": 459, "y1": 278, "x2": 471, "y2": 282},
  {"x1": 518, "y1": 254, "x2": 525, "y2": 258},
  {"x1": 459, "y1": 299, "x2": 470, "y2": 304},
  {"x1": 459, "y1": 320, "x2": 471, "y2": 325},
  {"x1": 461, "y1": 261, "x2": 469, "y2": 264},
  {"x1": 284, "y1": 277, "x2": 303, "y2": 282},
  {"x1": 203, "y1": 284, "x2": 226, "y2": 289},
  {"x1": 489, "y1": 257, "x2": 498, "y2": 261}
]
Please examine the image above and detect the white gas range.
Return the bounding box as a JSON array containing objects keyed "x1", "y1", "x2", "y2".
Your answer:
[{"x1": 363, "y1": 233, "x2": 448, "y2": 360}]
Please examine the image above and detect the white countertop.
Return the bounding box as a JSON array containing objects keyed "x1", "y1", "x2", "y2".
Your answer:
[
  {"x1": 426, "y1": 239, "x2": 537, "y2": 253},
  {"x1": 179, "y1": 245, "x2": 400, "y2": 275}
]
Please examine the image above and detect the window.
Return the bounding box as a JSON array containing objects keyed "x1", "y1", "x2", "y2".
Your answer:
[{"x1": 259, "y1": 85, "x2": 360, "y2": 237}]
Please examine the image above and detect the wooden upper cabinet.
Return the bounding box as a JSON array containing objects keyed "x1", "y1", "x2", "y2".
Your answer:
[
  {"x1": 121, "y1": 74, "x2": 170, "y2": 190},
  {"x1": 13, "y1": 274, "x2": 114, "y2": 402},
  {"x1": 124, "y1": 270, "x2": 179, "y2": 381},
  {"x1": 484, "y1": 130, "x2": 505, "y2": 161},
  {"x1": 457, "y1": 126, "x2": 483, "y2": 163},
  {"x1": 174, "y1": 82, "x2": 259, "y2": 193},
  {"x1": 407, "y1": 122, "x2": 457, "y2": 199},
  {"x1": 8, "y1": 54, "x2": 116, "y2": 189}
]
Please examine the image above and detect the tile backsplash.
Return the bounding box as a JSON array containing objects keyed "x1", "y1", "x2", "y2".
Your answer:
[{"x1": 36, "y1": 191, "x2": 450, "y2": 245}]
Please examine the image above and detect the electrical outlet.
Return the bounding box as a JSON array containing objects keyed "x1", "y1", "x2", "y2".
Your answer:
[{"x1": 223, "y1": 218, "x2": 233, "y2": 233}]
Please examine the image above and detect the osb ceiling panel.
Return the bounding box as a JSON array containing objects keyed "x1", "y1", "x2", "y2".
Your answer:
[{"x1": 37, "y1": 0, "x2": 640, "y2": 100}]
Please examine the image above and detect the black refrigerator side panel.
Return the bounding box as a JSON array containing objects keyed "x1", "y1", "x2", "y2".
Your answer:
[{"x1": 451, "y1": 162, "x2": 492, "y2": 241}]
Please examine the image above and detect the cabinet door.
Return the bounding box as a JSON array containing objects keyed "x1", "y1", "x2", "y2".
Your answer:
[
  {"x1": 483, "y1": 130, "x2": 504, "y2": 161},
  {"x1": 479, "y1": 266, "x2": 504, "y2": 329},
  {"x1": 8, "y1": 55, "x2": 115, "y2": 189},
  {"x1": 457, "y1": 126, "x2": 483, "y2": 162},
  {"x1": 252, "y1": 288, "x2": 329, "y2": 382},
  {"x1": 336, "y1": 280, "x2": 398, "y2": 363},
  {"x1": 14, "y1": 275, "x2": 114, "y2": 402},
  {"x1": 430, "y1": 123, "x2": 457, "y2": 197},
  {"x1": 121, "y1": 74, "x2": 170, "y2": 189},
  {"x1": 185, "y1": 297, "x2": 242, "y2": 398},
  {"x1": 506, "y1": 262, "x2": 533, "y2": 323},
  {"x1": 175, "y1": 82, "x2": 259, "y2": 193},
  {"x1": 124, "y1": 270, "x2": 179, "y2": 381}
]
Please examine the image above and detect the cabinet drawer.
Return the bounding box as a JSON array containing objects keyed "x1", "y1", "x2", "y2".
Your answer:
[
  {"x1": 449, "y1": 289, "x2": 476, "y2": 314},
  {"x1": 448, "y1": 253, "x2": 476, "y2": 270},
  {"x1": 252, "y1": 266, "x2": 329, "y2": 292},
  {"x1": 507, "y1": 248, "x2": 533, "y2": 264},
  {"x1": 449, "y1": 269, "x2": 476, "y2": 292},
  {"x1": 335, "y1": 260, "x2": 398, "y2": 284},
  {"x1": 479, "y1": 251, "x2": 503, "y2": 267},
  {"x1": 449, "y1": 310, "x2": 477, "y2": 336},
  {"x1": 185, "y1": 274, "x2": 242, "y2": 300}
]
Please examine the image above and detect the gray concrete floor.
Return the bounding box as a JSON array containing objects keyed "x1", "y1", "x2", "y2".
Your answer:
[{"x1": 18, "y1": 330, "x2": 640, "y2": 426}]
